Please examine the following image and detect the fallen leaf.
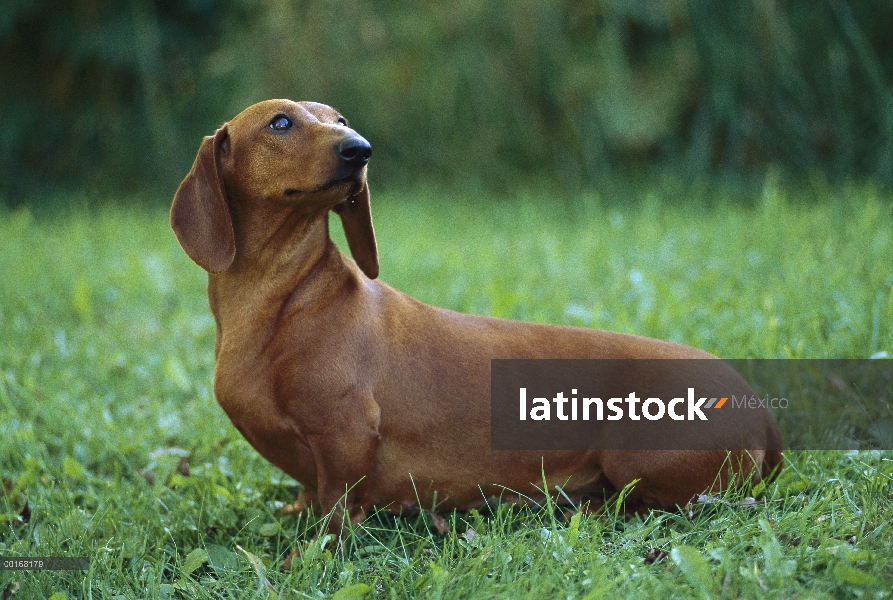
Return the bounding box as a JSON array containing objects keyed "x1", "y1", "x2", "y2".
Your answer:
[
  {"x1": 832, "y1": 564, "x2": 881, "y2": 587},
  {"x1": 206, "y1": 544, "x2": 239, "y2": 572},
  {"x1": 427, "y1": 511, "x2": 449, "y2": 536},
  {"x1": 177, "y1": 457, "x2": 191, "y2": 477},
  {"x1": 4, "y1": 502, "x2": 30, "y2": 529},
  {"x1": 236, "y1": 545, "x2": 278, "y2": 594},
  {"x1": 686, "y1": 494, "x2": 766, "y2": 516},
  {"x1": 670, "y1": 546, "x2": 715, "y2": 599},
  {"x1": 828, "y1": 375, "x2": 848, "y2": 391},
  {"x1": 778, "y1": 534, "x2": 802, "y2": 547},
  {"x1": 644, "y1": 547, "x2": 668, "y2": 564},
  {"x1": 281, "y1": 495, "x2": 310, "y2": 515},
  {"x1": 181, "y1": 548, "x2": 209, "y2": 575},
  {"x1": 142, "y1": 470, "x2": 156, "y2": 486},
  {"x1": 62, "y1": 457, "x2": 87, "y2": 480},
  {"x1": 281, "y1": 546, "x2": 302, "y2": 570},
  {"x1": 331, "y1": 583, "x2": 372, "y2": 600},
  {"x1": 1, "y1": 582, "x2": 19, "y2": 599},
  {"x1": 567, "y1": 511, "x2": 581, "y2": 543}
]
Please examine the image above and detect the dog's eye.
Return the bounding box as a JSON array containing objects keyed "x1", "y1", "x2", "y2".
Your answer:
[
  {"x1": 270, "y1": 115, "x2": 292, "y2": 131},
  {"x1": 337, "y1": 117, "x2": 348, "y2": 126}
]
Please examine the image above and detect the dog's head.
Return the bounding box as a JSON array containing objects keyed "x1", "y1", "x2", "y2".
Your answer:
[{"x1": 171, "y1": 99, "x2": 378, "y2": 278}]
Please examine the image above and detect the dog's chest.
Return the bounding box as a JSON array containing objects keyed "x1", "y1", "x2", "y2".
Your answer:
[{"x1": 212, "y1": 358, "x2": 317, "y2": 485}]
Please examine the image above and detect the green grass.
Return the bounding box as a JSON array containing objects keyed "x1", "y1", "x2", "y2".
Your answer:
[{"x1": 1, "y1": 180, "x2": 892, "y2": 598}]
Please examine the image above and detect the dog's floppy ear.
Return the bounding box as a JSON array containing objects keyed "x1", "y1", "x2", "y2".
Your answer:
[
  {"x1": 333, "y1": 183, "x2": 379, "y2": 279},
  {"x1": 170, "y1": 126, "x2": 235, "y2": 274}
]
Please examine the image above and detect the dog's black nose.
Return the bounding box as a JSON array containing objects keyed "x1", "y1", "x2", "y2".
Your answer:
[{"x1": 336, "y1": 136, "x2": 372, "y2": 167}]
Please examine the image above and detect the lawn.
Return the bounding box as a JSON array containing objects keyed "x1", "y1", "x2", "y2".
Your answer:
[{"x1": 1, "y1": 179, "x2": 891, "y2": 598}]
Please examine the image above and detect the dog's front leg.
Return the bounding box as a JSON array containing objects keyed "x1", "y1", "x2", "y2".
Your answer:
[{"x1": 304, "y1": 420, "x2": 380, "y2": 535}]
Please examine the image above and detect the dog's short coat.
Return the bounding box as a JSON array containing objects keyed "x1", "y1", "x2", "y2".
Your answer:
[{"x1": 171, "y1": 99, "x2": 782, "y2": 531}]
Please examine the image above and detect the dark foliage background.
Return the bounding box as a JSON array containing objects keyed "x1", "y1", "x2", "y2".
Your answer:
[{"x1": 1, "y1": 0, "x2": 891, "y2": 201}]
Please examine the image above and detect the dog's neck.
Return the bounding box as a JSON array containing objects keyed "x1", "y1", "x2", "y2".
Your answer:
[
  {"x1": 228, "y1": 195, "x2": 330, "y2": 270},
  {"x1": 207, "y1": 206, "x2": 353, "y2": 353}
]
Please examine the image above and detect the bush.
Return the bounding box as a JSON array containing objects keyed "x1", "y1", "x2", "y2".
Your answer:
[{"x1": 1, "y1": 0, "x2": 891, "y2": 201}]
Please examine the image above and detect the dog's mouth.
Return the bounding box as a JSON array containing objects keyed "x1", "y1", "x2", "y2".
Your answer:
[{"x1": 284, "y1": 176, "x2": 363, "y2": 198}]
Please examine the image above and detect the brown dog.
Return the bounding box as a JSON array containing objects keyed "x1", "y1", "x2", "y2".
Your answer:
[{"x1": 171, "y1": 99, "x2": 782, "y2": 531}]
